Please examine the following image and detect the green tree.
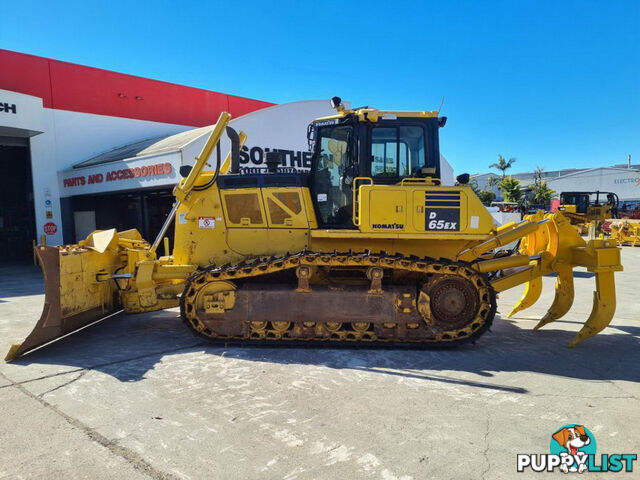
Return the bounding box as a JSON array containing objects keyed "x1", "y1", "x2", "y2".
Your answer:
[
  {"x1": 489, "y1": 155, "x2": 517, "y2": 178},
  {"x1": 477, "y1": 189, "x2": 496, "y2": 205},
  {"x1": 533, "y1": 166, "x2": 544, "y2": 186},
  {"x1": 470, "y1": 178, "x2": 497, "y2": 205},
  {"x1": 498, "y1": 176, "x2": 522, "y2": 202},
  {"x1": 531, "y1": 179, "x2": 556, "y2": 205},
  {"x1": 487, "y1": 175, "x2": 500, "y2": 188},
  {"x1": 469, "y1": 178, "x2": 481, "y2": 194}
]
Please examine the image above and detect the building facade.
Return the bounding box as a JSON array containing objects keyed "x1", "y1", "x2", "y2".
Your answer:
[
  {"x1": 0, "y1": 49, "x2": 276, "y2": 262},
  {"x1": 472, "y1": 166, "x2": 640, "y2": 204},
  {"x1": 1, "y1": 49, "x2": 456, "y2": 264}
]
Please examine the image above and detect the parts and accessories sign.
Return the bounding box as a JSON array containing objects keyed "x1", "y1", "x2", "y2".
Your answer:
[{"x1": 63, "y1": 162, "x2": 173, "y2": 188}]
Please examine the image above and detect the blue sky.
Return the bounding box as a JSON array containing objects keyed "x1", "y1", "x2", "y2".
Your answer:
[{"x1": 1, "y1": 0, "x2": 638, "y2": 175}]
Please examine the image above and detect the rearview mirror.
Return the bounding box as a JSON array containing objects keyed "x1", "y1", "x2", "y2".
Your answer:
[{"x1": 456, "y1": 173, "x2": 470, "y2": 184}]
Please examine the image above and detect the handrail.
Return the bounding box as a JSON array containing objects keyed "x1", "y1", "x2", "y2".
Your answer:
[
  {"x1": 352, "y1": 177, "x2": 373, "y2": 226},
  {"x1": 399, "y1": 177, "x2": 441, "y2": 186}
]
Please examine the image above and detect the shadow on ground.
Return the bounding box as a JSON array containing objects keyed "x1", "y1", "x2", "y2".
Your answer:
[
  {"x1": 0, "y1": 264, "x2": 44, "y2": 299},
  {"x1": 8, "y1": 308, "x2": 640, "y2": 392}
]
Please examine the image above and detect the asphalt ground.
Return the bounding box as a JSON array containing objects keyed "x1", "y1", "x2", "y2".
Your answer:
[{"x1": 0, "y1": 248, "x2": 638, "y2": 479}]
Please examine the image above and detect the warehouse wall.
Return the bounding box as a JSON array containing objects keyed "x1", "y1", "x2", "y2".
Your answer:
[
  {"x1": 547, "y1": 168, "x2": 640, "y2": 201},
  {"x1": 0, "y1": 49, "x2": 274, "y2": 246},
  {"x1": 0, "y1": 49, "x2": 274, "y2": 126}
]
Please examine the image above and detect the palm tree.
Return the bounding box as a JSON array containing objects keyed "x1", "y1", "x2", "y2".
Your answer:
[
  {"x1": 498, "y1": 176, "x2": 522, "y2": 202},
  {"x1": 532, "y1": 180, "x2": 556, "y2": 205},
  {"x1": 487, "y1": 176, "x2": 499, "y2": 188},
  {"x1": 489, "y1": 155, "x2": 516, "y2": 178},
  {"x1": 533, "y1": 166, "x2": 544, "y2": 186}
]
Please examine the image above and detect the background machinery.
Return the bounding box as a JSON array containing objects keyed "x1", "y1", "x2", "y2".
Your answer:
[
  {"x1": 557, "y1": 191, "x2": 619, "y2": 234},
  {"x1": 5, "y1": 98, "x2": 623, "y2": 361},
  {"x1": 609, "y1": 219, "x2": 640, "y2": 246}
]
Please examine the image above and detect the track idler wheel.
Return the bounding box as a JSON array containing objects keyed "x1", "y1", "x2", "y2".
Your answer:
[
  {"x1": 181, "y1": 280, "x2": 237, "y2": 335},
  {"x1": 419, "y1": 275, "x2": 481, "y2": 330}
]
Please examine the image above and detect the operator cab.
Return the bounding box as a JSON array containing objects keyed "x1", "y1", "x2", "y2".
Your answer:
[{"x1": 308, "y1": 97, "x2": 447, "y2": 228}]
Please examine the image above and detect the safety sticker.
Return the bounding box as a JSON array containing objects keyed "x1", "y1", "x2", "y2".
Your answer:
[{"x1": 198, "y1": 217, "x2": 216, "y2": 229}]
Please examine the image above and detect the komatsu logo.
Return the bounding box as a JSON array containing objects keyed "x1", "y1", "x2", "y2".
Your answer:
[{"x1": 371, "y1": 223, "x2": 404, "y2": 230}]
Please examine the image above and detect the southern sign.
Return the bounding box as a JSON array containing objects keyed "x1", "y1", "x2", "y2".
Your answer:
[{"x1": 238, "y1": 145, "x2": 313, "y2": 173}]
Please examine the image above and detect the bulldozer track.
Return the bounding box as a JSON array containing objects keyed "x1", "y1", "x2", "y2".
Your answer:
[{"x1": 180, "y1": 251, "x2": 497, "y2": 347}]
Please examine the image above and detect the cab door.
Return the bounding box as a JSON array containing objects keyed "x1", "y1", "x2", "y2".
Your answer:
[{"x1": 309, "y1": 124, "x2": 355, "y2": 228}]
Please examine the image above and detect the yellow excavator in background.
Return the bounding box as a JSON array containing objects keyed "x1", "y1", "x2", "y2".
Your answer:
[{"x1": 5, "y1": 98, "x2": 623, "y2": 361}]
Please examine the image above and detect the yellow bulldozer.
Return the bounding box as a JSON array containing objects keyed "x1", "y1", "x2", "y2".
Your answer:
[
  {"x1": 557, "y1": 191, "x2": 619, "y2": 234},
  {"x1": 5, "y1": 98, "x2": 623, "y2": 361}
]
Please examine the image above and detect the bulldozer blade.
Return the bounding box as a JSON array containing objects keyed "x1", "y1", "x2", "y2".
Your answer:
[
  {"x1": 568, "y1": 271, "x2": 616, "y2": 347},
  {"x1": 533, "y1": 265, "x2": 575, "y2": 330},
  {"x1": 5, "y1": 236, "x2": 126, "y2": 361},
  {"x1": 506, "y1": 276, "x2": 542, "y2": 318}
]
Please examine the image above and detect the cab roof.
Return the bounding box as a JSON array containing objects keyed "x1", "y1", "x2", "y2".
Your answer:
[{"x1": 312, "y1": 107, "x2": 439, "y2": 123}]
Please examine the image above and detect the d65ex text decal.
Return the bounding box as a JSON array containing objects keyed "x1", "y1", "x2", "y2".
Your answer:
[{"x1": 425, "y1": 208, "x2": 460, "y2": 231}]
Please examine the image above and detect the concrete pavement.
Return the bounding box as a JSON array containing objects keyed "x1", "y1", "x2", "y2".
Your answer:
[{"x1": 0, "y1": 249, "x2": 638, "y2": 479}]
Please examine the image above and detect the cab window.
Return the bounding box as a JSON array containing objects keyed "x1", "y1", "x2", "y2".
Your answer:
[
  {"x1": 371, "y1": 126, "x2": 425, "y2": 178},
  {"x1": 311, "y1": 125, "x2": 355, "y2": 226}
]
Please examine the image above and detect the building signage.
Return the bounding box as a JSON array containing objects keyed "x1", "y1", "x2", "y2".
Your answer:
[
  {"x1": 43, "y1": 222, "x2": 58, "y2": 235},
  {"x1": 238, "y1": 145, "x2": 312, "y2": 173},
  {"x1": 0, "y1": 102, "x2": 17, "y2": 114},
  {"x1": 62, "y1": 162, "x2": 173, "y2": 189},
  {"x1": 43, "y1": 188, "x2": 54, "y2": 221},
  {"x1": 613, "y1": 177, "x2": 640, "y2": 185},
  {"x1": 0, "y1": 89, "x2": 45, "y2": 135},
  {"x1": 547, "y1": 168, "x2": 640, "y2": 203}
]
